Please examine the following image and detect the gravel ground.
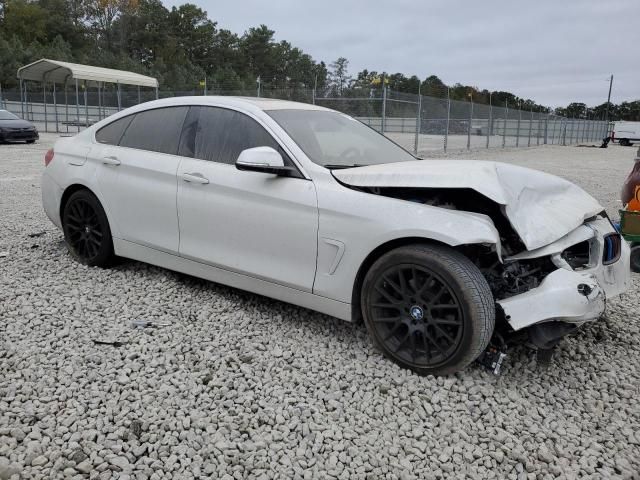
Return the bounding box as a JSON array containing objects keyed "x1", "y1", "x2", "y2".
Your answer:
[{"x1": 1, "y1": 134, "x2": 639, "y2": 480}]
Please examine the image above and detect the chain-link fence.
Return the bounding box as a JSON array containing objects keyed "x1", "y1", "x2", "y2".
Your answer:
[{"x1": 0, "y1": 83, "x2": 610, "y2": 155}]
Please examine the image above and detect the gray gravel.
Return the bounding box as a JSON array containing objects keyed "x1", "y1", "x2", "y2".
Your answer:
[{"x1": 1, "y1": 134, "x2": 639, "y2": 479}]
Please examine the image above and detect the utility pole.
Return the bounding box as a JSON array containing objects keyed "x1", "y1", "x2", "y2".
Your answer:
[{"x1": 605, "y1": 74, "x2": 613, "y2": 124}]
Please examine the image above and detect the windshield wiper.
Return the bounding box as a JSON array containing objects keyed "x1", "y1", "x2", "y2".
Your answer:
[{"x1": 323, "y1": 164, "x2": 367, "y2": 169}]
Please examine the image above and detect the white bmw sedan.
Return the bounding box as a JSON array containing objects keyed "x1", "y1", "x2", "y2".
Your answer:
[{"x1": 42, "y1": 97, "x2": 630, "y2": 375}]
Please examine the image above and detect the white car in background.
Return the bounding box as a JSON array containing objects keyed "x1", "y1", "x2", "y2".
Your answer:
[{"x1": 41, "y1": 97, "x2": 631, "y2": 375}]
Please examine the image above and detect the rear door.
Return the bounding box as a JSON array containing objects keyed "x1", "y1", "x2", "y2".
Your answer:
[
  {"x1": 92, "y1": 106, "x2": 188, "y2": 253},
  {"x1": 176, "y1": 106, "x2": 318, "y2": 291}
]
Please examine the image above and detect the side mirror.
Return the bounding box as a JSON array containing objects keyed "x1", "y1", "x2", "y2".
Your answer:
[{"x1": 235, "y1": 146, "x2": 296, "y2": 176}]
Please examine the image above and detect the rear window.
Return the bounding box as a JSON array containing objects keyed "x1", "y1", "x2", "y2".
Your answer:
[
  {"x1": 95, "y1": 115, "x2": 134, "y2": 145},
  {"x1": 119, "y1": 107, "x2": 189, "y2": 155}
]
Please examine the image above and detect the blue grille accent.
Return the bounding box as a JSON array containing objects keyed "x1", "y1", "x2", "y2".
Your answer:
[{"x1": 603, "y1": 234, "x2": 621, "y2": 265}]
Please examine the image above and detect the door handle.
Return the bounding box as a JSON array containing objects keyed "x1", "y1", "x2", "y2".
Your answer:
[
  {"x1": 181, "y1": 172, "x2": 209, "y2": 184},
  {"x1": 102, "y1": 155, "x2": 121, "y2": 166}
]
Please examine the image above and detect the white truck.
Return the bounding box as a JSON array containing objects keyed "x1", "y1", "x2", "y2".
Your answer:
[{"x1": 612, "y1": 121, "x2": 640, "y2": 146}]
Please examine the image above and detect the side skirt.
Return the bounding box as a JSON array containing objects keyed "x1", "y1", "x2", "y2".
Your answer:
[{"x1": 113, "y1": 238, "x2": 352, "y2": 322}]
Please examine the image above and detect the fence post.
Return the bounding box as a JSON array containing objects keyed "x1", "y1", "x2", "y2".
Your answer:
[
  {"x1": 467, "y1": 98, "x2": 473, "y2": 150},
  {"x1": 75, "y1": 79, "x2": 80, "y2": 132},
  {"x1": 544, "y1": 115, "x2": 548, "y2": 145},
  {"x1": 562, "y1": 119, "x2": 567, "y2": 146},
  {"x1": 53, "y1": 82, "x2": 59, "y2": 133},
  {"x1": 97, "y1": 83, "x2": 102, "y2": 121},
  {"x1": 381, "y1": 85, "x2": 387, "y2": 134},
  {"x1": 137, "y1": 86, "x2": 141, "y2": 104},
  {"x1": 516, "y1": 105, "x2": 521, "y2": 147},
  {"x1": 25, "y1": 81, "x2": 29, "y2": 121},
  {"x1": 414, "y1": 93, "x2": 422, "y2": 155},
  {"x1": 41, "y1": 81, "x2": 48, "y2": 132},
  {"x1": 486, "y1": 97, "x2": 492, "y2": 149},
  {"x1": 64, "y1": 81, "x2": 69, "y2": 133},
  {"x1": 19, "y1": 80, "x2": 24, "y2": 118},
  {"x1": 117, "y1": 82, "x2": 122, "y2": 111},
  {"x1": 527, "y1": 108, "x2": 532, "y2": 147},
  {"x1": 444, "y1": 90, "x2": 450, "y2": 152},
  {"x1": 502, "y1": 100, "x2": 507, "y2": 148},
  {"x1": 84, "y1": 81, "x2": 89, "y2": 128}
]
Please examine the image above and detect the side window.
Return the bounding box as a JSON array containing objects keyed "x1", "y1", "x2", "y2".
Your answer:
[
  {"x1": 185, "y1": 106, "x2": 292, "y2": 166},
  {"x1": 119, "y1": 107, "x2": 189, "y2": 155},
  {"x1": 95, "y1": 115, "x2": 133, "y2": 145}
]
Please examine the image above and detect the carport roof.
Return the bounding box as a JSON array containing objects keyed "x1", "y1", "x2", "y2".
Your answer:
[{"x1": 17, "y1": 58, "x2": 159, "y2": 88}]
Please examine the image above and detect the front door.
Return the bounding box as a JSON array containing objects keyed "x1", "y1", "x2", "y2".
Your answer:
[{"x1": 176, "y1": 106, "x2": 318, "y2": 291}]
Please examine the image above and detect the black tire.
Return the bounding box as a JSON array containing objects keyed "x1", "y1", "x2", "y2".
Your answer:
[
  {"x1": 26, "y1": 140, "x2": 35, "y2": 144},
  {"x1": 62, "y1": 189, "x2": 114, "y2": 267},
  {"x1": 361, "y1": 244, "x2": 495, "y2": 375},
  {"x1": 631, "y1": 244, "x2": 640, "y2": 274},
  {"x1": 619, "y1": 138, "x2": 630, "y2": 147}
]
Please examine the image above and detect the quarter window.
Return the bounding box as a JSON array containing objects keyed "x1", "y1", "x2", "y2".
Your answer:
[
  {"x1": 95, "y1": 115, "x2": 134, "y2": 145},
  {"x1": 119, "y1": 107, "x2": 189, "y2": 155}
]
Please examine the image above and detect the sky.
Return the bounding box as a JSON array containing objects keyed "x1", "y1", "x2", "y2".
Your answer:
[{"x1": 164, "y1": 0, "x2": 638, "y2": 107}]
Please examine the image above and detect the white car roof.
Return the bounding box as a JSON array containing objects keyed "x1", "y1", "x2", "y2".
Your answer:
[{"x1": 133, "y1": 96, "x2": 332, "y2": 114}]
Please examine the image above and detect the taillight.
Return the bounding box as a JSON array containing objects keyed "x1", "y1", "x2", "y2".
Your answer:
[
  {"x1": 611, "y1": 131, "x2": 615, "y2": 140},
  {"x1": 44, "y1": 149, "x2": 54, "y2": 167}
]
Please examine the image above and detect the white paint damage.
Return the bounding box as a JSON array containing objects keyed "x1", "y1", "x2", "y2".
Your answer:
[{"x1": 333, "y1": 159, "x2": 603, "y2": 251}]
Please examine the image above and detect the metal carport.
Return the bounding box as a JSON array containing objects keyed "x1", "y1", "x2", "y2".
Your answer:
[{"x1": 17, "y1": 58, "x2": 159, "y2": 132}]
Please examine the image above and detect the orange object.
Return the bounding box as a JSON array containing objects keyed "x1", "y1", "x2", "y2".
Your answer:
[
  {"x1": 628, "y1": 186, "x2": 640, "y2": 211},
  {"x1": 621, "y1": 148, "x2": 640, "y2": 209}
]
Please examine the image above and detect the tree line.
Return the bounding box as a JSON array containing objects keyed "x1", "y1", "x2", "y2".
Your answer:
[{"x1": 0, "y1": 0, "x2": 637, "y2": 120}]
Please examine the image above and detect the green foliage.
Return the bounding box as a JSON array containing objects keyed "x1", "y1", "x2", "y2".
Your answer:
[{"x1": 0, "y1": 0, "x2": 327, "y2": 92}]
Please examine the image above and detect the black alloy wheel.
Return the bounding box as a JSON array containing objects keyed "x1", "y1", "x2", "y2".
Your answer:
[
  {"x1": 369, "y1": 264, "x2": 464, "y2": 366},
  {"x1": 62, "y1": 190, "x2": 114, "y2": 267},
  {"x1": 362, "y1": 244, "x2": 495, "y2": 375}
]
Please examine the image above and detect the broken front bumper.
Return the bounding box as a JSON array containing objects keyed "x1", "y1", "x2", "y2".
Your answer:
[{"x1": 498, "y1": 218, "x2": 631, "y2": 331}]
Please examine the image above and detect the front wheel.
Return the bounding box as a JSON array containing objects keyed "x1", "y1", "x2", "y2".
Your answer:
[
  {"x1": 361, "y1": 244, "x2": 495, "y2": 375},
  {"x1": 62, "y1": 190, "x2": 114, "y2": 267}
]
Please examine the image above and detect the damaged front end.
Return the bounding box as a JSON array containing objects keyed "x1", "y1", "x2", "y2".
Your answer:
[
  {"x1": 492, "y1": 217, "x2": 630, "y2": 348},
  {"x1": 347, "y1": 184, "x2": 631, "y2": 350}
]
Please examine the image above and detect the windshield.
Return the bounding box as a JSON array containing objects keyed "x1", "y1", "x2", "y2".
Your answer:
[
  {"x1": 0, "y1": 110, "x2": 19, "y2": 121},
  {"x1": 266, "y1": 109, "x2": 416, "y2": 168}
]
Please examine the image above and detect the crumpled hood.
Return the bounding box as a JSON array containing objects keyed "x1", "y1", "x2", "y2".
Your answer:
[{"x1": 333, "y1": 160, "x2": 603, "y2": 251}]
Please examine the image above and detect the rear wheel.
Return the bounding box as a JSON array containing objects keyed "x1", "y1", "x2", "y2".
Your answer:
[
  {"x1": 62, "y1": 190, "x2": 114, "y2": 267},
  {"x1": 26, "y1": 140, "x2": 35, "y2": 144},
  {"x1": 361, "y1": 244, "x2": 495, "y2": 375},
  {"x1": 619, "y1": 138, "x2": 631, "y2": 147}
]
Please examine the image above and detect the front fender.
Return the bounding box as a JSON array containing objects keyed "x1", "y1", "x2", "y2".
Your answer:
[{"x1": 313, "y1": 184, "x2": 501, "y2": 303}]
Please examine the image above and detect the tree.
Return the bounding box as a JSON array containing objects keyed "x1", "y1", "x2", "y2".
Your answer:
[
  {"x1": 329, "y1": 57, "x2": 350, "y2": 95},
  {"x1": 421, "y1": 75, "x2": 447, "y2": 97},
  {"x1": 85, "y1": 0, "x2": 140, "y2": 50},
  {"x1": 2, "y1": 0, "x2": 48, "y2": 44}
]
